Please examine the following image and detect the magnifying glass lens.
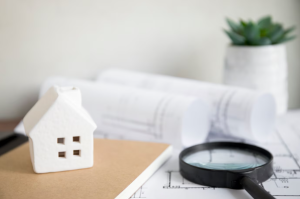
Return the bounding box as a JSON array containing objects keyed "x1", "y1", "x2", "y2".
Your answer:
[{"x1": 183, "y1": 147, "x2": 270, "y2": 170}]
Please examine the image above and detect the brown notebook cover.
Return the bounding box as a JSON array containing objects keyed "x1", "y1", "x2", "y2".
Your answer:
[{"x1": 0, "y1": 139, "x2": 172, "y2": 199}]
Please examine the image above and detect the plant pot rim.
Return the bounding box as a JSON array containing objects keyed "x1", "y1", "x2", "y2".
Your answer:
[{"x1": 227, "y1": 43, "x2": 285, "y2": 49}]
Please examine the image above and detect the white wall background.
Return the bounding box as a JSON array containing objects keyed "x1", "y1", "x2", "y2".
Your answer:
[{"x1": 0, "y1": 0, "x2": 300, "y2": 120}]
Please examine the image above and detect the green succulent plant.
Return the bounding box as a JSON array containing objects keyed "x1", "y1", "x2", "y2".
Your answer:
[{"x1": 224, "y1": 16, "x2": 296, "y2": 46}]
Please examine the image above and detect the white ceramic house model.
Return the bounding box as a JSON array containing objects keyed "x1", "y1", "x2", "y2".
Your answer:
[{"x1": 23, "y1": 86, "x2": 97, "y2": 173}]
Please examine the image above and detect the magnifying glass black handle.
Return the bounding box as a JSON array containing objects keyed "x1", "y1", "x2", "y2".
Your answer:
[{"x1": 241, "y1": 177, "x2": 275, "y2": 199}]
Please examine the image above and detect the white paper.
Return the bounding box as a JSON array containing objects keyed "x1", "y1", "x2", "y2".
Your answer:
[
  {"x1": 131, "y1": 110, "x2": 300, "y2": 199},
  {"x1": 31, "y1": 77, "x2": 210, "y2": 148},
  {"x1": 98, "y1": 69, "x2": 277, "y2": 142}
]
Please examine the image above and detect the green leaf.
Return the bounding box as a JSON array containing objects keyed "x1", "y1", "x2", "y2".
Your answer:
[
  {"x1": 260, "y1": 28, "x2": 268, "y2": 37},
  {"x1": 240, "y1": 20, "x2": 247, "y2": 28},
  {"x1": 274, "y1": 26, "x2": 297, "y2": 44},
  {"x1": 224, "y1": 16, "x2": 296, "y2": 46},
  {"x1": 224, "y1": 29, "x2": 246, "y2": 45},
  {"x1": 244, "y1": 22, "x2": 260, "y2": 44},
  {"x1": 273, "y1": 26, "x2": 297, "y2": 44},
  {"x1": 226, "y1": 18, "x2": 242, "y2": 33},
  {"x1": 276, "y1": 35, "x2": 296, "y2": 44},
  {"x1": 254, "y1": 38, "x2": 272, "y2": 45},
  {"x1": 257, "y1": 16, "x2": 272, "y2": 29},
  {"x1": 269, "y1": 24, "x2": 284, "y2": 43},
  {"x1": 283, "y1": 26, "x2": 296, "y2": 36}
]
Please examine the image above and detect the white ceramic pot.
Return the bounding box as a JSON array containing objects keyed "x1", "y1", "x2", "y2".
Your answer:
[{"x1": 223, "y1": 44, "x2": 288, "y2": 114}]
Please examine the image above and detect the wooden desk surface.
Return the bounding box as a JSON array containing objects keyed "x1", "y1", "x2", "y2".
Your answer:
[{"x1": 0, "y1": 120, "x2": 20, "y2": 132}]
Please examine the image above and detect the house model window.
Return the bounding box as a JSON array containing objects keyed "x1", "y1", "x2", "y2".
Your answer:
[
  {"x1": 73, "y1": 150, "x2": 81, "y2": 156},
  {"x1": 23, "y1": 86, "x2": 97, "y2": 174},
  {"x1": 58, "y1": 151, "x2": 66, "y2": 158},
  {"x1": 57, "y1": 138, "x2": 65, "y2": 144},
  {"x1": 73, "y1": 136, "x2": 80, "y2": 142}
]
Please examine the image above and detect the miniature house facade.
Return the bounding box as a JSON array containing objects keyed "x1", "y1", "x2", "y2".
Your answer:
[{"x1": 23, "y1": 86, "x2": 97, "y2": 173}]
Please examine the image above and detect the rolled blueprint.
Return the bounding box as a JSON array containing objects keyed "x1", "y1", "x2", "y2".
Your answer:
[
  {"x1": 97, "y1": 69, "x2": 277, "y2": 142},
  {"x1": 38, "y1": 77, "x2": 210, "y2": 148}
]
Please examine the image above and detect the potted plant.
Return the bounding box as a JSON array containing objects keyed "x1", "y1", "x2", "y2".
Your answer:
[{"x1": 223, "y1": 16, "x2": 296, "y2": 114}]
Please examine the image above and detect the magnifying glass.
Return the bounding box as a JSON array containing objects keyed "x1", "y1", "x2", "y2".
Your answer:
[{"x1": 180, "y1": 142, "x2": 275, "y2": 199}]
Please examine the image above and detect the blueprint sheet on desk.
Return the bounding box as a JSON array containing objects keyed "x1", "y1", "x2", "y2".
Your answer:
[{"x1": 131, "y1": 110, "x2": 300, "y2": 199}]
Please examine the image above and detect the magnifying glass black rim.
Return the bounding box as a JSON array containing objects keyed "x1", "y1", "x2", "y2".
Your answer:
[{"x1": 179, "y1": 142, "x2": 273, "y2": 189}]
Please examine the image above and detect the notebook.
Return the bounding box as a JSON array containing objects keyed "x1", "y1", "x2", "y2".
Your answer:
[{"x1": 0, "y1": 138, "x2": 172, "y2": 199}]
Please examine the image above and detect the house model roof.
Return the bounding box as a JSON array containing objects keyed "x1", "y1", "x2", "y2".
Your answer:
[{"x1": 24, "y1": 86, "x2": 96, "y2": 136}]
